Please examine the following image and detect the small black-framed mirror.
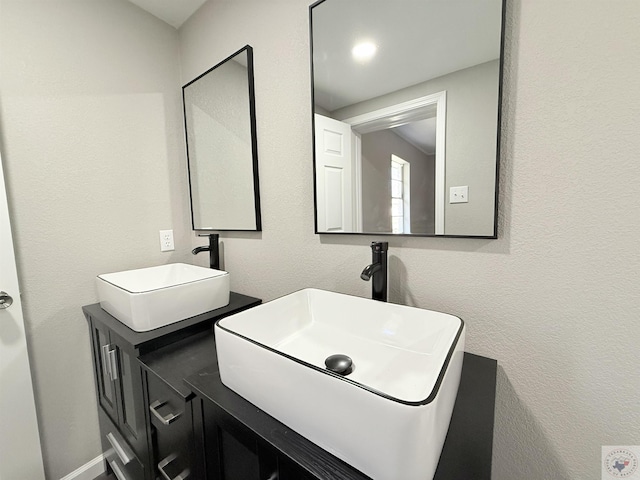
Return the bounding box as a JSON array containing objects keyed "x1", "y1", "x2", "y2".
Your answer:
[
  {"x1": 310, "y1": 0, "x2": 505, "y2": 238},
  {"x1": 183, "y1": 45, "x2": 262, "y2": 231}
]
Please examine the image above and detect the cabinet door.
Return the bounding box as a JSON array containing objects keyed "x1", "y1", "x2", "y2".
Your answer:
[
  {"x1": 90, "y1": 319, "x2": 119, "y2": 425},
  {"x1": 98, "y1": 408, "x2": 145, "y2": 480},
  {"x1": 200, "y1": 400, "x2": 278, "y2": 480},
  {"x1": 113, "y1": 336, "x2": 148, "y2": 460}
]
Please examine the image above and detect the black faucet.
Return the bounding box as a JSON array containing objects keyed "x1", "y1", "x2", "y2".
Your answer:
[
  {"x1": 360, "y1": 241, "x2": 388, "y2": 302},
  {"x1": 192, "y1": 233, "x2": 220, "y2": 270}
]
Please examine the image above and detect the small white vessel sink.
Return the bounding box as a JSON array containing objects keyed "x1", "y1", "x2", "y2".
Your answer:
[
  {"x1": 96, "y1": 263, "x2": 229, "y2": 332},
  {"x1": 215, "y1": 288, "x2": 465, "y2": 480}
]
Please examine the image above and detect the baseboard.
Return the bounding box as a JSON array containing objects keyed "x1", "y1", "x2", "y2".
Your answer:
[{"x1": 59, "y1": 453, "x2": 105, "y2": 480}]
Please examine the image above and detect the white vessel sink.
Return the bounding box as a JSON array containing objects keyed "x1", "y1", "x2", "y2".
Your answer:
[
  {"x1": 96, "y1": 263, "x2": 229, "y2": 332},
  {"x1": 215, "y1": 288, "x2": 465, "y2": 480}
]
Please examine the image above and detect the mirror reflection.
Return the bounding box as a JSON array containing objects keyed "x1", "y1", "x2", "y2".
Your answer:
[
  {"x1": 311, "y1": 0, "x2": 504, "y2": 237},
  {"x1": 183, "y1": 45, "x2": 261, "y2": 231}
]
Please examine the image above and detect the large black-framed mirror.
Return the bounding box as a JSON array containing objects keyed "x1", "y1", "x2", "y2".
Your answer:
[
  {"x1": 183, "y1": 45, "x2": 262, "y2": 231},
  {"x1": 310, "y1": 0, "x2": 505, "y2": 238}
]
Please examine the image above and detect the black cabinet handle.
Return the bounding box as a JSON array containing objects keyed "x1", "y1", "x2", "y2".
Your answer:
[{"x1": 149, "y1": 400, "x2": 181, "y2": 426}]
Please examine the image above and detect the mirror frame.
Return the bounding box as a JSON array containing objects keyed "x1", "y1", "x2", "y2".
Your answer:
[
  {"x1": 183, "y1": 45, "x2": 262, "y2": 232},
  {"x1": 309, "y1": 0, "x2": 506, "y2": 239}
]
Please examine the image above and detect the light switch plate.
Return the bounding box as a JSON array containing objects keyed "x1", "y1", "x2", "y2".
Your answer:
[{"x1": 449, "y1": 186, "x2": 469, "y2": 204}]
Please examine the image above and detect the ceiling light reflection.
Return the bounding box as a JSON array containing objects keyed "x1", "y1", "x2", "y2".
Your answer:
[{"x1": 352, "y1": 41, "x2": 377, "y2": 62}]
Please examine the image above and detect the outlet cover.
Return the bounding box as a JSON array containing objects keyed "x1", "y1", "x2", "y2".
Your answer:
[{"x1": 159, "y1": 229, "x2": 174, "y2": 252}]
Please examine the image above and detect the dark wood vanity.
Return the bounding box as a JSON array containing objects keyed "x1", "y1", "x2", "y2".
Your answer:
[
  {"x1": 83, "y1": 292, "x2": 261, "y2": 480},
  {"x1": 84, "y1": 295, "x2": 496, "y2": 480}
]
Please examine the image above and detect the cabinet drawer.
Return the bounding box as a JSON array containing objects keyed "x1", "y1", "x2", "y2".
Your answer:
[
  {"x1": 99, "y1": 409, "x2": 144, "y2": 480},
  {"x1": 147, "y1": 372, "x2": 195, "y2": 479}
]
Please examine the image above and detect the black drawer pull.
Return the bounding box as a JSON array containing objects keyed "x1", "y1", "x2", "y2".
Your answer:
[
  {"x1": 149, "y1": 400, "x2": 181, "y2": 426},
  {"x1": 158, "y1": 453, "x2": 190, "y2": 480}
]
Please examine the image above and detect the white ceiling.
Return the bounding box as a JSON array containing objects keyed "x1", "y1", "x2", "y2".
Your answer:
[
  {"x1": 393, "y1": 118, "x2": 437, "y2": 155},
  {"x1": 126, "y1": 0, "x2": 206, "y2": 28},
  {"x1": 312, "y1": 0, "x2": 503, "y2": 112}
]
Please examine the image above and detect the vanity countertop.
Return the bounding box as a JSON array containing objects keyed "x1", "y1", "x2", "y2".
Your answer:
[{"x1": 140, "y1": 331, "x2": 497, "y2": 480}]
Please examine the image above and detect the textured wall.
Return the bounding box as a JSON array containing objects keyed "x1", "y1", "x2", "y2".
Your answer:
[
  {"x1": 0, "y1": 1, "x2": 191, "y2": 477},
  {"x1": 181, "y1": 1, "x2": 640, "y2": 479}
]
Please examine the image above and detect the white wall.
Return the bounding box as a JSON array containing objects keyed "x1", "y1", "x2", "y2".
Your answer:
[
  {"x1": 180, "y1": 1, "x2": 640, "y2": 479},
  {"x1": 0, "y1": 1, "x2": 191, "y2": 477}
]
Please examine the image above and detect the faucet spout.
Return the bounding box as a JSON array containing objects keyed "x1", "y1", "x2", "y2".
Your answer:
[{"x1": 360, "y1": 263, "x2": 382, "y2": 281}]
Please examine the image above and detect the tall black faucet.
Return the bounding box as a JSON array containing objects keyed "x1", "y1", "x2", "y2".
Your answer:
[
  {"x1": 192, "y1": 233, "x2": 220, "y2": 270},
  {"x1": 360, "y1": 241, "x2": 388, "y2": 302}
]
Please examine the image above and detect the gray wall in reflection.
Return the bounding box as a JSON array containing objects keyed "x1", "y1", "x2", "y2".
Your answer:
[
  {"x1": 334, "y1": 60, "x2": 500, "y2": 236},
  {"x1": 360, "y1": 129, "x2": 435, "y2": 234}
]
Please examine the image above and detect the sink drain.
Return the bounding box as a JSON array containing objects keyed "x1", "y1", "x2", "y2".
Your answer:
[{"x1": 324, "y1": 354, "x2": 354, "y2": 375}]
